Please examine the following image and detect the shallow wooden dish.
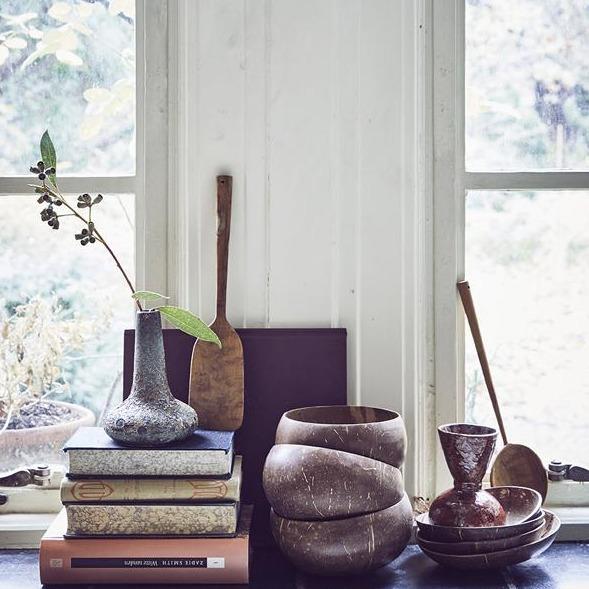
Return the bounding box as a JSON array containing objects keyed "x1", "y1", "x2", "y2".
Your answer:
[
  {"x1": 418, "y1": 511, "x2": 559, "y2": 570},
  {"x1": 275, "y1": 405, "x2": 406, "y2": 468},
  {"x1": 416, "y1": 519, "x2": 545, "y2": 555},
  {"x1": 417, "y1": 486, "x2": 541, "y2": 541},
  {"x1": 485, "y1": 486, "x2": 542, "y2": 525},
  {"x1": 263, "y1": 443, "x2": 404, "y2": 520},
  {"x1": 270, "y1": 493, "x2": 413, "y2": 575},
  {"x1": 416, "y1": 501, "x2": 544, "y2": 543}
]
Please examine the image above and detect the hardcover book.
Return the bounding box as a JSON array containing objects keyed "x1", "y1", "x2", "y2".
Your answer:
[
  {"x1": 61, "y1": 456, "x2": 242, "y2": 503},
  {"x1": 40, "y1": 506, "x2": 252, "y2": 585},
  {"x1": 65, "y1": 503, "x2": 239, "y2": 537},
  {"x1": 64, "y1": 427, "x2": 234, "y2": 477}
]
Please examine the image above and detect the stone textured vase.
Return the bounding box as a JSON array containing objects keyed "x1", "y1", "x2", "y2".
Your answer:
[
  {"x1": 103, "y1": 310, "x2": 198, "y2": 446},
  {"x1": 429, "y1": 423, "x2": 506, "y2": 527}
]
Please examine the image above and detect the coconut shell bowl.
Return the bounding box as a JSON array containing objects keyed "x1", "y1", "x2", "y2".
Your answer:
[
  {"x1": 263, "y1": 405, "x2": 412, "y2": 576},
  {"x1": 416, "y1": 422, "x2": 557, "y2": 570}
]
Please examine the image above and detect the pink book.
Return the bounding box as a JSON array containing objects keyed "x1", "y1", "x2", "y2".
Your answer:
[{"x1": 39, "y1": 506, "x2": 251, "y2": 585}]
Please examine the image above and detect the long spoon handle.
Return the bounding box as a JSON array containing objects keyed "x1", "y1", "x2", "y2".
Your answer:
[
  {"x1": 458, "y1": 280, "x2": 508, "y2": 445},
  {"x1": 216, "y1": 175, "x2": 232, "y2": 319}
]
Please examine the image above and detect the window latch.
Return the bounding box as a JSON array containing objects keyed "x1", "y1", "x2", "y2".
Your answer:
[
  {"x1": 0, "y1": 465, "x2": 52, "y2": 506},
  {"x1": 548, "y1": 460, "x2": 589, "y2": 482},
  {"x1": 0, "y1": 465, "x2": 52, "y2": 488}
]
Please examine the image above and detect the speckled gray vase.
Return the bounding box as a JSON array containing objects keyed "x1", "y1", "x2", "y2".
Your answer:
[{"x1": 103, "y1": 310, "x2": 198, "y2": 446}]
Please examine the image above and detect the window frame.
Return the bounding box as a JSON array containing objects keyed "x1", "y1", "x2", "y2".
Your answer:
[
  {"x1": 433, "y1": 0, "x2": 589, "y2": 535},
  {"x1": 0, "y1": 0, "x2": 170, "y2": 543},
  {"x1": 0, "y1": 0, "x2": 170, "y2": 295}
]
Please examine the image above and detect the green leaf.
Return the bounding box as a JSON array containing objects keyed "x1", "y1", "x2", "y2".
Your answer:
[
  {"x1": 158, "y1": 306, "x2": 222, "y2": 348},
  {"x1": 132, "y1": 290, "x2": 170, "y2": 302},
  {"x1": 40, "y1": 130, "x2": 57, "y2": 185}
]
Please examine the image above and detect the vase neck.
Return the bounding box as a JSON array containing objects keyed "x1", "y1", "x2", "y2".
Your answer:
[
  {"x1": 131, "y1": 311, "x2": 172, "y2": 399},
  {"x1": 453, "y1": 481, "x2": 481, "y2": 495}
]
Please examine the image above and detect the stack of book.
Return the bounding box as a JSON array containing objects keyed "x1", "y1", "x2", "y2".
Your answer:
[{"x1": 39, "y1": 427, "x2": 251, "y2": 585}]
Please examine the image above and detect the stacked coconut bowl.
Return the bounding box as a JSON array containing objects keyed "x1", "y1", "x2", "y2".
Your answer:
[
  {"x1": 416, "y1": 423, "x2": 561, "y2": 570},
  {"x1": 263, "y1": 406, "x2": 413, "y2": 576}
]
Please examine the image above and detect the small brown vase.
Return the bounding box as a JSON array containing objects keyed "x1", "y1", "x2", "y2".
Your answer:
[{"x1": 429, "y1": 423, "x2": 506, "y2": 527}]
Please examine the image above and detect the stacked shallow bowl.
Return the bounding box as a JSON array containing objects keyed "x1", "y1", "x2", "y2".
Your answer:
[
  {"x1": 416, "y1": 487, "x2": 560, "y2": 570},
  {"x1": 263, "y1": 406, "x2": 413, "y2": 576}
]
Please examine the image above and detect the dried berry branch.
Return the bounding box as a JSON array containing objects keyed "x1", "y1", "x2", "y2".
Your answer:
[
  {"x1": 25, "y1": 131, "x2": 220, "y2": 348},
  {"x1": 29, "y1": 133, "x2": 142, "y2": 311}
]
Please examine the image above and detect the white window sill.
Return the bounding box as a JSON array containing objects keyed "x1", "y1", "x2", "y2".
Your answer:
[{"x1": 0, "y1": 513, "x2": 57, "y2": 549}]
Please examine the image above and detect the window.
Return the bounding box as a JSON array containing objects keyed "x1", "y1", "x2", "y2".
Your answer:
[
  {"x1": 433, "y1": 0, "x2": 589, "y2": 521},
  {"x1": 464, "y1": 0, "x2": 589, "y2": 470},
  {"x1": 0, "y1": 0, "x2": 140, "y2": 472}
]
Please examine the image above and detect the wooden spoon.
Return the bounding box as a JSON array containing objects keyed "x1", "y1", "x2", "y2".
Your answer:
[
  {"x1": 189, "y1": 176, "x2": 244, "y2": 431},
  {"x1": 457, "y1": 280, "x2": 548, "y2": 502}
]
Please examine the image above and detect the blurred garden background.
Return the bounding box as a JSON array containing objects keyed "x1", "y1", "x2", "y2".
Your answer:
[
  {"x1": 466, "y1": 0, "x2": 589, "y2": 466},
  {"x1": 0, "y1": 0, "x2": 135, "y2": 429}
]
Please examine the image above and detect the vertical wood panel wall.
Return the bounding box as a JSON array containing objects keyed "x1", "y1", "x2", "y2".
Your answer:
[{"x1": 174, "y1": 0, "x2": 425, "y2": 420}]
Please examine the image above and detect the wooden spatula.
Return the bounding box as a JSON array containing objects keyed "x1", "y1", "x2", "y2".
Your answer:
[{"x1": 189, "y1": 176, "x2": 244, "y2": 431}]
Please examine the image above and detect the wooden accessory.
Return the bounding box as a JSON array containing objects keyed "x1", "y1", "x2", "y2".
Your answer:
[
  {"x1": 457, "y1": 280, "x2": 548, "y2": 501},
  {"x1": 264, "y1": 405, "x2": 411, "y2": 574},
  {"x1": 417, "y1": 511, "x2": 560, "y2": 570},
  {"x1": 189, "y1": 176, "x2": 245, "y2": 431}
]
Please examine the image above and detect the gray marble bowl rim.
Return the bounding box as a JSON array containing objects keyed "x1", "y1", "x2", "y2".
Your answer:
[
  {"x1": 281, "y1": 405, "x2": 401, "y2": 426},
  {"x1": 419, "y1": 511, "x2": 559, "y2": 563}
]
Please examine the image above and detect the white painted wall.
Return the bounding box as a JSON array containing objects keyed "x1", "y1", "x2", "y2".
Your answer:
[{"x1": 169, "y1": 0, "x2": 427, "y2": 445}]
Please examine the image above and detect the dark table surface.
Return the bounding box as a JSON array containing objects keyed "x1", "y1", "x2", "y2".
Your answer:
[{"x1": 2, "y1": 544, "x2": 589, "y2": 589}]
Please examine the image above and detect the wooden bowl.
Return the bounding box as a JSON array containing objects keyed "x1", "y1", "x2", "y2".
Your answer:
[
  {"x1": 416, "y1": 519, "x2": 545, "y2": 555},
  {"x1": 416, "y1": 503, "x2": 544, "y2": 543},
  {"x1": 416, "y1": 486, "x2": 541, "y2": 542},
  {"x1": 270, "y1": 493, "x2": 413, "y2": 575},
  {"x1": 418, "y1": 511, "x2": 559, "y2": 570},
  {"x1": 275, "y1": 405, "x2": 406, "y2": 468},
  {"x1": 263, "y1": 443, "x2": 404, "y2": 520},
  {"x1": 485, "y1": 486, "x2": 542, "y2": 525}
]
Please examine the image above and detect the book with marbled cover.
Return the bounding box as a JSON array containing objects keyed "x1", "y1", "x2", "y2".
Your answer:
[
  {"x1": 64, "y1": 427, "x2": 234, "y2": 477},
  {"x1": 65, "y1": 503, "x2": 239, "y2": 536}
]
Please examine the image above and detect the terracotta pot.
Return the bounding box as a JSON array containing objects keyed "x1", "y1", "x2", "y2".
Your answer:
[
  {"x1": 263, "y1": 443, "x2": 404, "y2": 520},
  {"x1": 270, "y1": 493, "x2": 413, "y2": 575},
  {"x1": 275, "y1": 405, "x2": 406, "y2": 468},
  {"x1": 0, "y1": 401, "x2": 95, "y2": 471}
]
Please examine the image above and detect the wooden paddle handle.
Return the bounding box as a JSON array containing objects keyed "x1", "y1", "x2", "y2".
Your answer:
[
  {"x1": 216, "y1": 175, "x2": 232, "y2": 318},
  {"x1": 457, "y1": 281, "x2": 508, "y2": 445}
]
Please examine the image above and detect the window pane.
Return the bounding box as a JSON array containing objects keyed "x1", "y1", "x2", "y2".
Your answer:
[
  {"x1": 0, "y1": 193, "x2": 134, "y2": 469},
  {"x1": 465, "y1": 190, "x2": 589, "y2": 465},
  {"x1": 466, "y1": 0, "x2": 589, "y2": 171},
  {"x1": 0, "y1": 0, "x2": 135, "y2": 176}
]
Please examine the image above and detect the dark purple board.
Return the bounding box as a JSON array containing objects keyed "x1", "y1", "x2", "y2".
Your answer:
[{"x1": 123, "y1": 328, "x2": 347, "y2": 545}]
